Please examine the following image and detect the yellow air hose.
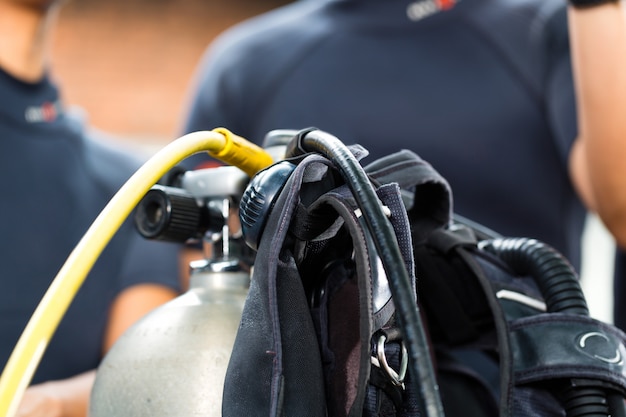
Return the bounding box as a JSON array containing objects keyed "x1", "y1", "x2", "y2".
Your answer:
[{"x1": 0, "y1": 128, "x2": 273, "y2": 417}]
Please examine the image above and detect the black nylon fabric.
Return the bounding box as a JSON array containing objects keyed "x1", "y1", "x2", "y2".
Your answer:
[
  {"x1": 225, "y1": 144, "x2": 626, "y2": 417},
  {"x1": 222, "y1": 154, "x2": 331, "y2": 417},
  {"x1": 305, "y1": 182, "x2": 417, "y2": 416},
  {"x1": 509, "y1": 314, "x2": 626, "y2": 387},
  {"x1": 224, "y1": 148, "x2": 423, "y2": 416},
  {"x1": 364, "y1": 150, "x2": 452, "y2": 244}
]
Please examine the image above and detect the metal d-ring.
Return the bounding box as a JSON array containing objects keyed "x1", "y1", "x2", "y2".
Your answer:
[{"x1": 375, "y1": 334, "x2": 408, "y2": 389}]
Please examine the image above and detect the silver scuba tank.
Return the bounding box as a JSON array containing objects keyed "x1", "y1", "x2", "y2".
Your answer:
[{"x1": 89, "y1": 166, "x2": 251, "y2": 417}]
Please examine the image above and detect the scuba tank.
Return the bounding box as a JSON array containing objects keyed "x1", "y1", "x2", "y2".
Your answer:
[{"x1": 89, "y1": 166, "x2": 252, "y2": 417}]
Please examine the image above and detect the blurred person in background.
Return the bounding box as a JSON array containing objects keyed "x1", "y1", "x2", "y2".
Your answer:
[
  {"x1": 180, "y1": 0, "x2": 626, "y2": 327},
  {"x1": 0, "y1": 0, "x2": 182, "y2": 415}
]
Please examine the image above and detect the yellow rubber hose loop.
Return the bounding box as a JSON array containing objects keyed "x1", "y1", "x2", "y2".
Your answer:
[{"x1": 0, "y1": 129, "x2": 272, "y2": 417}]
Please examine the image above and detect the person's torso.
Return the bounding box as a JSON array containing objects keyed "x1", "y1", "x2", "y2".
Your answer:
[
  {"x1": 0, "y1": 70, "x2": 144, "y2": 382},
  {"x1": 188, "y1": 0, "x2": 585, "y2": 266}
]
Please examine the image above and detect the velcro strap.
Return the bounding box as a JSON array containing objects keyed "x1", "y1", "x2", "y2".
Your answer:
[{"x1": 509, "y1": 313, "x2": 626, "y2": 391}]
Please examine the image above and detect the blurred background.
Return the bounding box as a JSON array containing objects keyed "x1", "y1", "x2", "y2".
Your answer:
[
  {"x1": 49, "y1": 0, "x2": 616, "y2": 323},
  {"x1": 51, "y1": 0, "x2": 291, "y2": 151}
]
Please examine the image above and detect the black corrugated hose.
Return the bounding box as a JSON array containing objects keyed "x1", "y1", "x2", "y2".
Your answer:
[{"x1": 483, "y1": 237, "x2": 626, "y2": 417}]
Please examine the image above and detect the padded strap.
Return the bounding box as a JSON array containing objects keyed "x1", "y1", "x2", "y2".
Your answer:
[
  {"x1": 509, "y1": 313, "x2": 626, "y2": 391},
  {"x1": 364, "y1": 149, "x2": 453, "y2": 243}
]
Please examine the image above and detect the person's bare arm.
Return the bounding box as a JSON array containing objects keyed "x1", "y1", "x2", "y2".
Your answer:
[
  {"x1": 102, "y1": 283, "x2": 178, "y2": 351},
  {"x1": 15, "y1": 371, "x2": 95, "y2": 417},
  {"x1": 568, "y1": 2, "x2": 626, "y2": 248}
]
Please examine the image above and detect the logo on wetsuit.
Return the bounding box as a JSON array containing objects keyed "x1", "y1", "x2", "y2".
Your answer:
[
  {"x1": 407, "y1": 0, "x2": 458, "y2": 21},
  {"x1": 25, "y1": 100, "x2": 62, "y2": 123}
]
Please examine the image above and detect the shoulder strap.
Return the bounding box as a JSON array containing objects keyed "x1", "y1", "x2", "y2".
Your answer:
[
  {"x1": 364, "y1": 149, "x2": 452, "y2": 244},
  {"x1": 297, "y1": 179, "x2": 416, "y2": 417},
  {"x1": 223, "y1": 153, "x2": 331, "y2": 417}
]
